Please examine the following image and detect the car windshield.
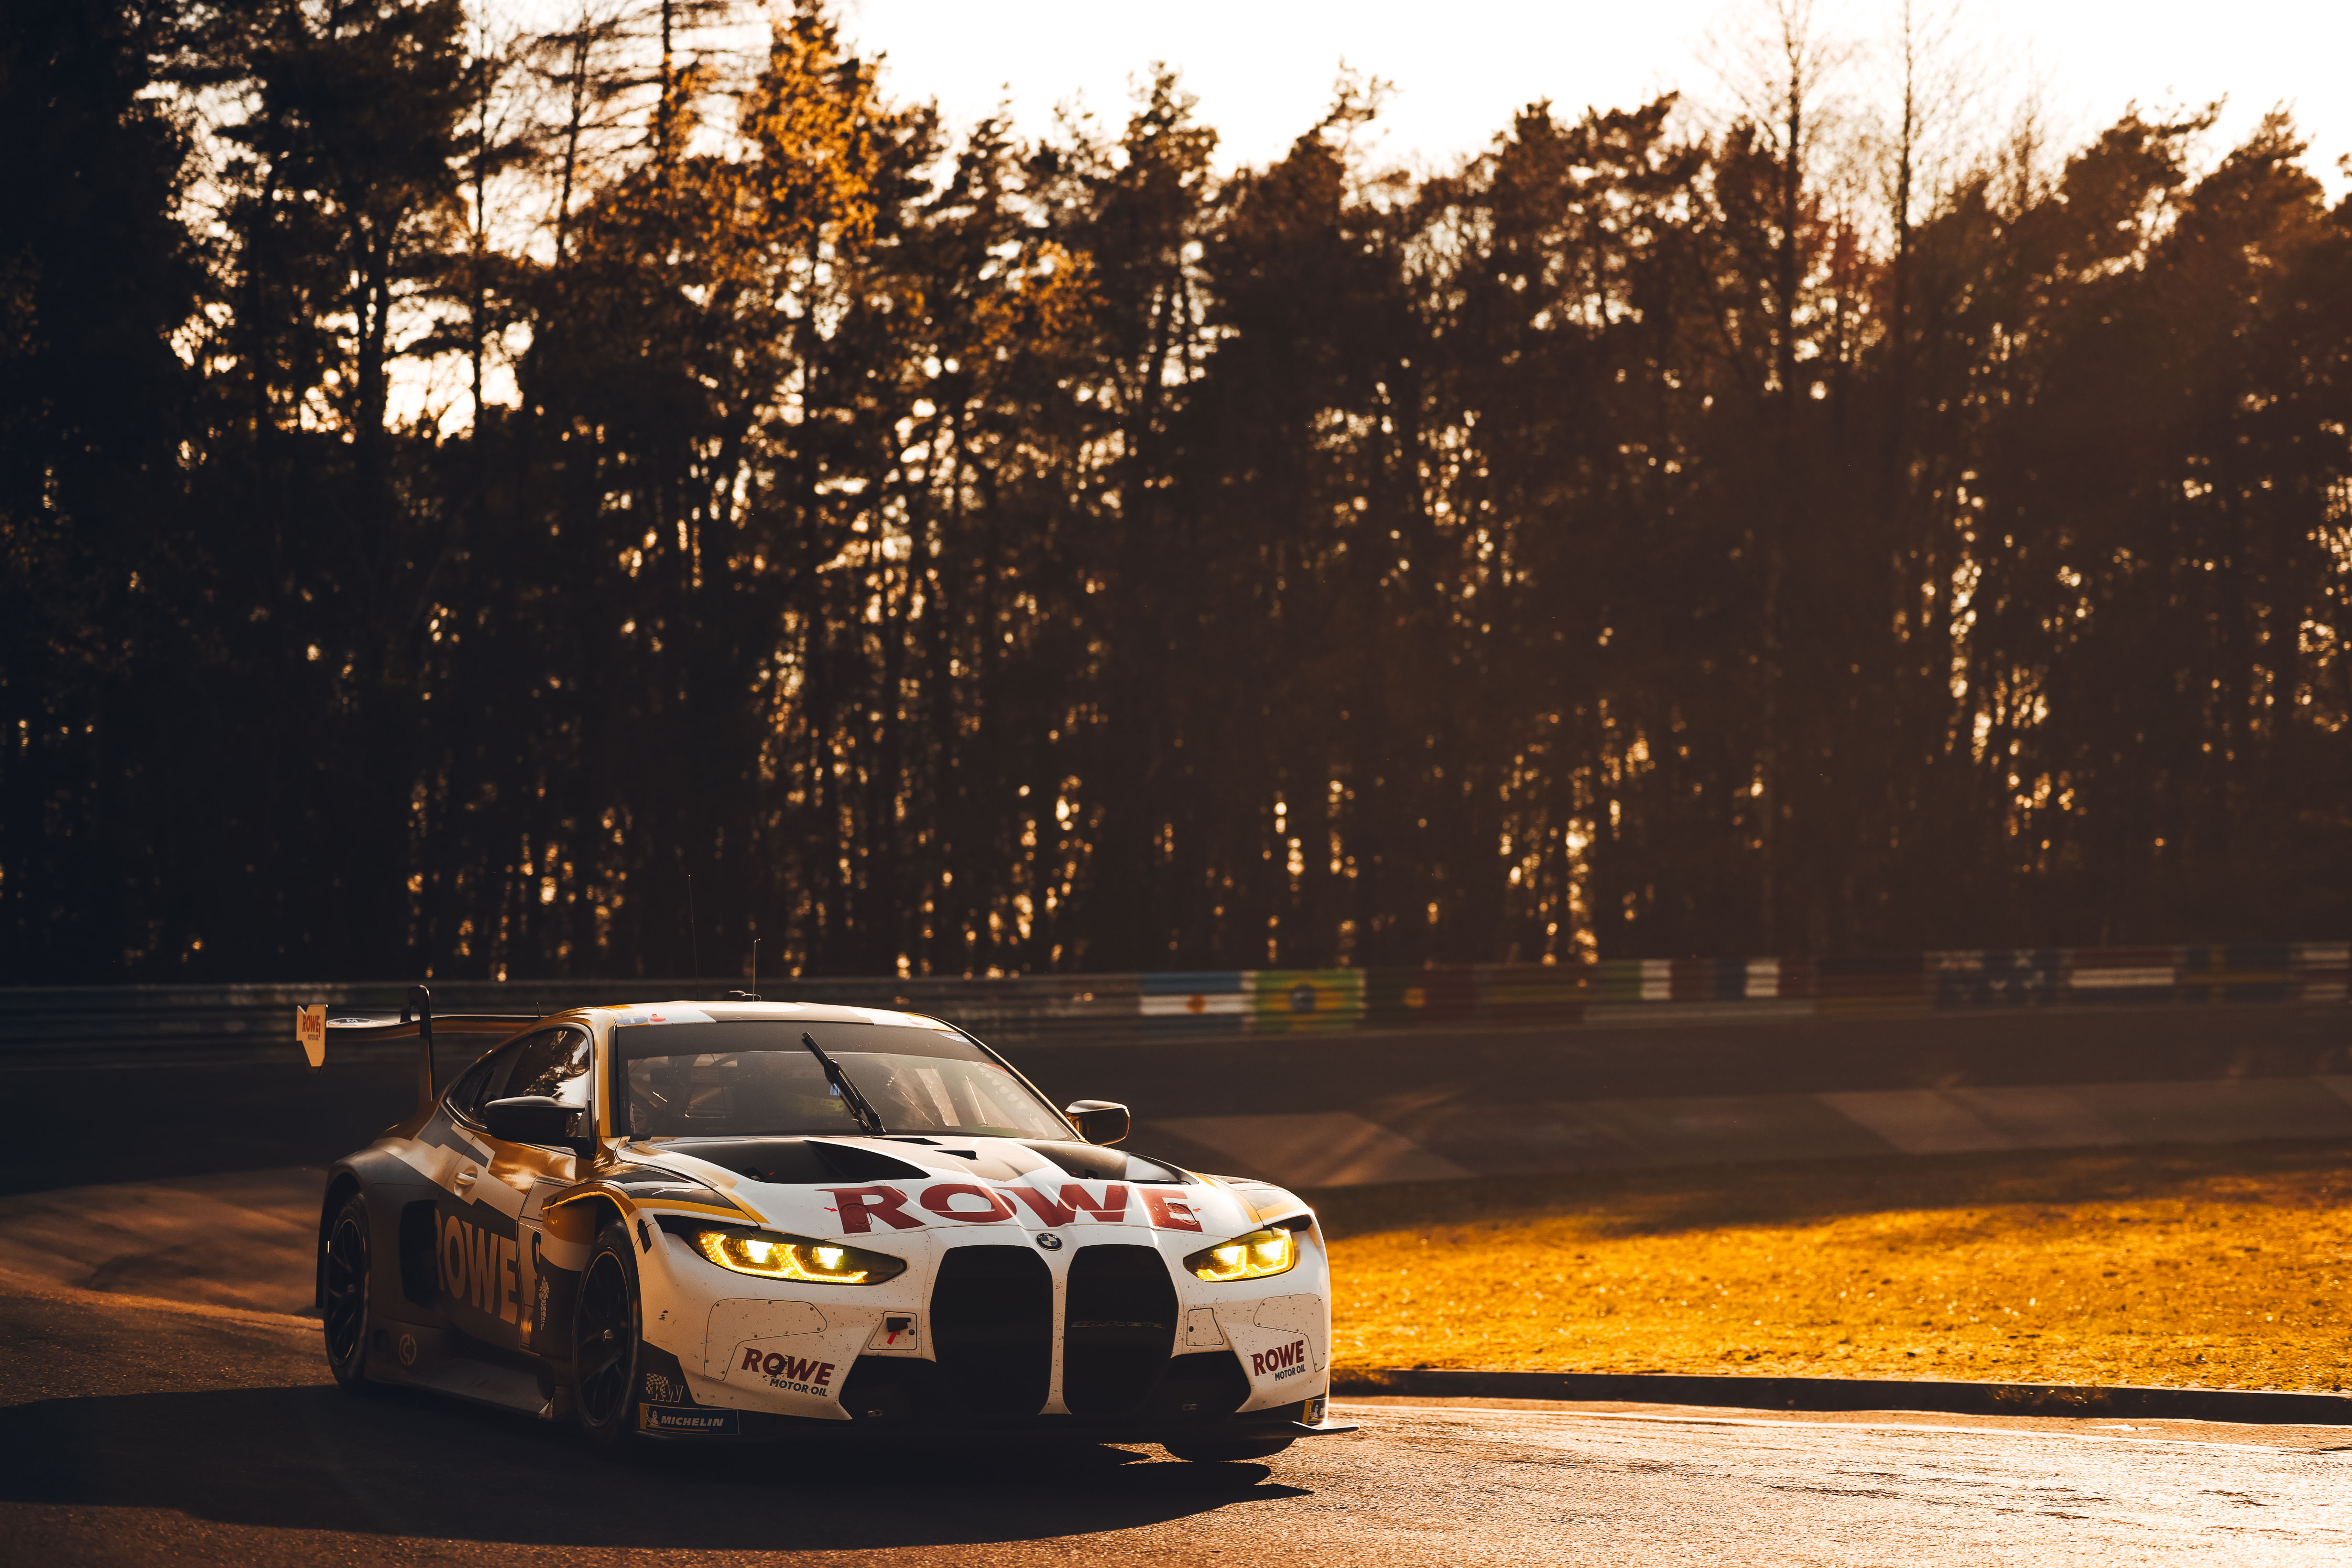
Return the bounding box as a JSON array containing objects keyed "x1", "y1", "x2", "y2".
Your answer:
[{"x1": 612, "y1": 1020, "x2": 1072, "y2": 1141}]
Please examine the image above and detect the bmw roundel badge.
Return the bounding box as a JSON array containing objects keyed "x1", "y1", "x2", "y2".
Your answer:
[{"x1": 1036, "y1": 1233, "x2": 1064, "y2": 1250}]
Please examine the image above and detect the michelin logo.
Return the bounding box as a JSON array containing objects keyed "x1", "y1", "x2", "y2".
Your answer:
[{"x1": 640, "y1": 1404, "x2": 739, "y2": 1435}]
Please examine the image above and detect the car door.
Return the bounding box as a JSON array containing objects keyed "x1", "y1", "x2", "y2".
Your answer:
[
  {"x1": 502, "y1": 1025, "x2": 596, "y2": 1354},
  {"x1": 434, "y1": 1027, "x2": 592, "y2": 1352}
]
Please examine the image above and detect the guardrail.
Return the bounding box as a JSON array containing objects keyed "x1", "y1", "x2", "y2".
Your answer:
[
  {"x1": 2, "y1": 942, "x2": 2345, "y2": 1069},
  {"x1": 1144, "y1": 946, "x2": 2352, "y2": 1031}
]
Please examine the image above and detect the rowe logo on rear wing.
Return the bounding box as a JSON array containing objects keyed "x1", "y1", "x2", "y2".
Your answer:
[{"x1": 292, "y1": 987, "x2": 538, "y2": 1110}]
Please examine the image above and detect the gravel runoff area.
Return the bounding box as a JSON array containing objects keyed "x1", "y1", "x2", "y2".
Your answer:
[{"x1": 1316, "y1": 1139, "x2": 2352, "y2": 1395}]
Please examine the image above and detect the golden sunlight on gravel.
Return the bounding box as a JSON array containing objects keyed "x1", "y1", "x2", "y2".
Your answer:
[{"x1": 1317, "y1": 1140, "x2": 2352, "y2": 1392}]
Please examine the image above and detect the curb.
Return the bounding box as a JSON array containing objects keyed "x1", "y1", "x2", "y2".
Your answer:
[{"x1": 1333, "y1": 1368, "x2": 2352, "y2": 1425}]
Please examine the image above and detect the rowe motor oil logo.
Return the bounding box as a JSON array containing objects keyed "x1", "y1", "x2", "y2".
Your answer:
[
  {"x1": 438, "y1": 1214, "x2": 522, "y2": 1324},
  {"x1": 822, "y1": 1182, "x2": 1202, "y2": 1234},
  {"x1": 741, "y1": 1347, "x2": 838, "y2": 1397},
  {"x1": 1251, "y1": 1340, "x2": 1310, "y2": 1380}
]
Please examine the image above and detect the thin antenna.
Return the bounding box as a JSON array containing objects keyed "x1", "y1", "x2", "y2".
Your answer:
[{"x1": 688, "y1": 873, "x2": 700, "y2": 982}]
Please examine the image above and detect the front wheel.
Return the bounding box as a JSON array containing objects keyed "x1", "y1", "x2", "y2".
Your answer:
[
  {"x1": 322, "y1": 1192, "x2": 373, "y2": 1390},
  {"x1": 1162, "y1": 1435, "x2": 1295, "y2": 1463},
  {"x1": 573, "y1": 1221, "x2": 643, "y2": 1446}
]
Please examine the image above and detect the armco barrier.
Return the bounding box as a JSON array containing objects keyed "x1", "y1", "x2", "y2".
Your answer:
[{"x1": 1, "y1": 941, "x2": 2344, "y2": 1068}]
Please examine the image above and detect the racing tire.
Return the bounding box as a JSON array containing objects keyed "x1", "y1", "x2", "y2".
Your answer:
[
  {"x1": 1161, "y1": 1436, "x2": 1296, "y2": 1463},
  {"x1": 573, "y1": 1220, "x2": 644, "y2": 1447},
  {"x1": 322, "y1": 1191, "x2": 373, "y2": 1391}
]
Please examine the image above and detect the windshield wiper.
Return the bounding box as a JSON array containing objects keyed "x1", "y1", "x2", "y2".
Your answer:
[{"x1": 800, "y1": 1031, "x2": 887, "y2": 1135}]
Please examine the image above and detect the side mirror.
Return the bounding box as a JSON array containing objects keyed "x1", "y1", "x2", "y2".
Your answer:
[
  {"x1": 1063, "y1": 1099, "x2": 1131, "y2": 1146},
  {"x1": 484, "y1": 1095, "x2": 592, "y2": 1156}
]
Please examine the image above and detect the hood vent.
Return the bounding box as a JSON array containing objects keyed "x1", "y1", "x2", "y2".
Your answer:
[
  {"x1": 648, "y1": 1137, "x2": 932, "y2": 1184},
  {"x1": 1022, "y1": 1140, "x2": 1188, "y2": 1184}
]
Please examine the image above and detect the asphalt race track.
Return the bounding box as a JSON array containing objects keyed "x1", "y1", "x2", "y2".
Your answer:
[
  {"x1": 5, "y1": 1282, "x2": 2348, "y2": 1566},
  {"x1": 7, "y1": 1010, "x2": 2351, "y2": 1564}
]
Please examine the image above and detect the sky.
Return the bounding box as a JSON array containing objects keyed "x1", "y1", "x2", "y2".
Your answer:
[{"x1": 831, "y1": 0, "x2": 2352, "y2": 194}]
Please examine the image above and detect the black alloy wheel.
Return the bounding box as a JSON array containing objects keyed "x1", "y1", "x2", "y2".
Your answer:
[
  {"x1": 1162, "y1": 1435, "x2": 1296, "y2": 1463},
  {"x1": 573, "y1": 1221, "x2": 642, "y2": 1445},
  {"x1": 323, "y1": 1192, "x2": 372, "y2": 1390}
]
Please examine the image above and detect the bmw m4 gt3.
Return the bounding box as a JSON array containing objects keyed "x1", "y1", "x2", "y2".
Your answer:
[{"x1": 310, "y1": 995, "x2": 1353, "y2": 1459}]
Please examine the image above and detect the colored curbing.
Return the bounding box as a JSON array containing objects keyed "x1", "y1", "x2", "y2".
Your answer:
[{"x1": 1334, "y1": 1367, "x2": 2352, "y2": 1425}]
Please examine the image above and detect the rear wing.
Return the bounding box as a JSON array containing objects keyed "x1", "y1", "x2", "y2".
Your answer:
[{"x1": 296, "y1": 985, "x2": 540, "y2": 1117}]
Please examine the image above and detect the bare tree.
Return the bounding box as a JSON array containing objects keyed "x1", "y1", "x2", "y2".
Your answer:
[{"x1": 1700, "y1": 0, "x2": 1860, "y2": 949}]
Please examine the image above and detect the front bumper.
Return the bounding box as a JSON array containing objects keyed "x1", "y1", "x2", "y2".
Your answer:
[{"x1": 642, "y1": 1216, "x2": 1338, "y2": 1434}]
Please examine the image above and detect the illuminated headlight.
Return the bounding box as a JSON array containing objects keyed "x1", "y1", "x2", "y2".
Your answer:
[
  {"x1": 1185, "y1": 1225, "x2": 1298, "y2": 1282},
  {"x1": 692, "y1": 1228, "x2": 906, "y2": 1285}
]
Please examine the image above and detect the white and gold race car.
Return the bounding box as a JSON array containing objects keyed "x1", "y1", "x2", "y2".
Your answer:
[{"x1": 307, "y1": 992, "x2": 1353, "y2": 1457}]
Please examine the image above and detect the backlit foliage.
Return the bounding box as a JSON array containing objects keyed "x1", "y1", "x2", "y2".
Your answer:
[{"x1": 4, "y1": 1, "x2": 2348, "y2": 982}]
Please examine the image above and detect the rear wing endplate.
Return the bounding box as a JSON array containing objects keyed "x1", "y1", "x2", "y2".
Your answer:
[{"x1": 294, "y1": 986, "x2": 540, "y2": 1116}]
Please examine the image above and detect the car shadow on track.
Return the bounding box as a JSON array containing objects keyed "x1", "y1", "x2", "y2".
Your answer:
[{"x1": 0, "y1": 1382, "x2": 1313, "y2": 1549}]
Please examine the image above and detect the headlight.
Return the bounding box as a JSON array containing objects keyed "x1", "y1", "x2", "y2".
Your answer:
[
  {"x1": 1185, "y1": 1225, "x2": 1298, "y2": 1282},
  {"x1": 692, "y1": 1227, "x2": 907, "y2": 1285}
]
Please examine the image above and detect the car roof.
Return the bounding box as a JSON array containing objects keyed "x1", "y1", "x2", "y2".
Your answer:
[{"x1": 587, "y1": 999, "x2": 953, "y2": 1030}]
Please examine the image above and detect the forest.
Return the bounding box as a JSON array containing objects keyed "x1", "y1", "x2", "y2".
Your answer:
[{"x1": 5, "y1": 0, "x2": 2349, "y2": 985}]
